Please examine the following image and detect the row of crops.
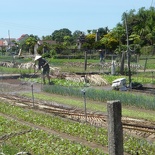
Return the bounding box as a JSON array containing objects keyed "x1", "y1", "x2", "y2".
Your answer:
[
  {"x1": 0, "y1": 101, "x2": 155, "y2": 154},
  {"x1": 43, "y1": 85, "x2": 155, "y2": 111},
  {"x1": 0, "y1": 116, "x2": 104, "y2": 155}
]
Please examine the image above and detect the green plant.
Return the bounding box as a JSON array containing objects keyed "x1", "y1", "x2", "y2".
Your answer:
[
  {"x1": 0, "y1": 101, "x2": 155, "y2": 154},
  {"x1": 43, "y1": 85, "x2": 155, "y2": 111}
]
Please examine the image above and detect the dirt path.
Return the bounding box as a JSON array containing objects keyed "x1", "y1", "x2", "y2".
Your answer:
[{"x1": 0, "y1": 78, "x2": 42, "y2": 94}]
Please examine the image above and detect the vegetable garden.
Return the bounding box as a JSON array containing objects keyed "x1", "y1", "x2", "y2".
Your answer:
[{"x1": 0, "y1": 55, "x2": 155, "y2": 154}]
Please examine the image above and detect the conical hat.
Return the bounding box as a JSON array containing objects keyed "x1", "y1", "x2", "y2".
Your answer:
[{"x1": 34, "y1": 55, "x2": 42, "y2": 61}]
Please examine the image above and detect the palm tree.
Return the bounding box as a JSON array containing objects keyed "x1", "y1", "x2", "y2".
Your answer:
[{"x1": 25, "y1": 35, "x2": 39, "y2": 54}]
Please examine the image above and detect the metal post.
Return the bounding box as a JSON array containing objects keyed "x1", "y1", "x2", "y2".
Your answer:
[{"x1": 82, "y1": 89, "x2": 87, "y2": 122}]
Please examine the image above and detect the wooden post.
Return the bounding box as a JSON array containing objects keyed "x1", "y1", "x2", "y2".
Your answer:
[
  {"x1": 31, "y1": 84, "x2": 34, "y2": 107},
  {"x1": 144, "y1": 58, "x2": 148, "y2": 72},
  {"x1": 84, "y1": 50, "x2": 87, "y2": 71},
  {"x1": 107, "y1": 100, "x2": 123, "y2": 155}
]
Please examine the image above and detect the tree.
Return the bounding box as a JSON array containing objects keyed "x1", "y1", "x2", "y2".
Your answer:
[
  {"x1": 25, "y1": 35, "x2": 40, "y2": 54},
  {"x1": 52, "y1": 28, "x2": 72, "y2": 43},
  {"x1": 72, "y1": 30, "x2": 83, "y2": 46},
  {"x1": 97, "y1": 27, "x2": 109, "y2": 38},
  {"x1": 37, "y1": 41, "x2": 51, "y2": 55},
  {"x1": 111, "y1": 25, "x2": 126, "y2": 53},
  {"x1": 63, "y1": 36, "x2": 72, "y2": 47},
  {"x1": 52, "y1": 44, "x2": 65, "y2": 54},
  {"x1": 100, "y1": 33, "x2": 118, "y2": 53},
  {"x1": 42, "y1": 35, "x2": 52, "y2": 40},
  {"x1": 11, "y1": 40, "x2": 19, "y2": 54},
  {"x1": 87, "y1": 30, "x2": 92, "y2": 34},
  {"x1": 122, "y1": 7, "x2": 155, "y2": 48},
  {"x1": 84, "y1": 33, "x2": 96, "y2": 49}
]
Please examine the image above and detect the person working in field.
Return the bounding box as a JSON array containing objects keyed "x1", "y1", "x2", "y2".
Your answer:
[
  {"x1": 99, "y1": 49, "x2": 105, "y2": 63},
  {"x1": 34, "y1": 55, "x2": 51, "y2": 85}
]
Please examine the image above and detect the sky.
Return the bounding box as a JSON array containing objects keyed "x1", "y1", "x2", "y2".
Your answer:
[{"x1": 0, "y1": 0, "x2": 154, "y2": 39}]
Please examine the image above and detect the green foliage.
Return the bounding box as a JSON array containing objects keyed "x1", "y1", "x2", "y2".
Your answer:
[
  {"x1": 86, "y1": 34, "x2": 96, "y2": 44},
  {"x1": 0, "y1": 117, "x2": 106, "y2": 154},
  {"x1": 52, "y1": 78, "x2": 84, "y2": 87},
  {"x1": 52, "y1": 28, "x2": 72, "y2": 43},
  {"x1": 52, "y1": 44, "x2": 66, "y2": 54},
  {"x1": 43, "y1": 84, "x2": 155, "y2": 110},
  {"x1": 122, "y1": 7, "x2": 155, "y2": 47},
  {"x1": 93, "y1": 41, "x2": 105, "y2": 50},
  {"x1": 22, "y1": 77, "x2": 85, "y2": 87},
  {"x1": 0, "y1": 104, "x2": 108, "y2": 154},
  {"x1": 0, "y1": 100, "x2": 155, "y2": 154},
  {"x1": 23, "y1": 92, "x2": 155, "y2": 122},
  {"x1": 25, "y1": 35, "x2": 39, "y2": 54},
  {"x1": 124, "y1": 135, "x2": 155, "y2": 155},
  {"x1": 100, "y1": 33, "x2": 118, "y2": 51},
  {"x1": 0, "y1": 66, "x2": 33, "y2": 75}
]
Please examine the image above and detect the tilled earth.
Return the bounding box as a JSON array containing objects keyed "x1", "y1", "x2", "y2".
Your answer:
[{"x1": 0, "y1": 78, "x2": 155, "y2": 154}]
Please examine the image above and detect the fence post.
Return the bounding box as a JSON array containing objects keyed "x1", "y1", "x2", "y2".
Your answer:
[
  {"x1": 144, "y1": 57, "x2": 148, "y2": 72},
  {"x1": 31, "y1": 84, "x2": 34, "y2": 107},
  {"x1": 81, "y1": 89, "x2": 87, "y2": 122},
  {"x1": 107, "y1": 100, "x2": 123, "y2": 155}
]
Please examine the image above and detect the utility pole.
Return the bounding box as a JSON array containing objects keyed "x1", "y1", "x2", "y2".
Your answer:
[
  {"x1": 124, "y1": 13, "x2": 132, "y2": 88},
  {"x1": 8, "y1": 30, "x2": 11, "y2": 50},
  {"x1": 95, "y1": 29, "x2": 98, "y2": 42}
]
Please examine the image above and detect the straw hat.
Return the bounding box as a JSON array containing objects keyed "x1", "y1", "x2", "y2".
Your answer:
[{"x1": 34, "y1": 55, "x2": 42, "y2": 61}]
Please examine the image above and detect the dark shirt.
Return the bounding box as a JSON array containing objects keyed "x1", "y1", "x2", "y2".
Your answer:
[
  {"x1": 38, "y1": 58, "x2": 49, "y2": 70},
  {"x1": 100, "y1": 51, "x2": 104, "y2": 58}
]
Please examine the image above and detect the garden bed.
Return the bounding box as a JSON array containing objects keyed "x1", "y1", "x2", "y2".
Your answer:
[{"x1": 0, "y1": 77, "x2": 155, "y2": 154}]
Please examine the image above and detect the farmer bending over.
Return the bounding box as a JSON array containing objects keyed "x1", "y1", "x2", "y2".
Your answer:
[{"x1": 34, "y1": 55, "x2": 50, "y2": 84}]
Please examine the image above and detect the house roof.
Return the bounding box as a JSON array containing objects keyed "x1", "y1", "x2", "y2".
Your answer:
[
  {"x1": 0, "y1": 38, "x2": 16, "y2": 47},
  {"x1": 17, "y1": 34, "x2": 29, "y2": 42},
  {"x1": 0, "y1": 40, "x2": 4, "y2": 46}
]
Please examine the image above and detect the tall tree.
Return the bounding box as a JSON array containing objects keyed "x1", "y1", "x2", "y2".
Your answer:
[
  {"x1": 100, "y1": 33, "x2": 118, "y2": 52},
  {"x1": 25, "y1": 35, "x2": 39, "y2": 54},
  {"x1": 42, "y1": 35, "x2": 52, "y2": 40},
  {"x1": 72, "y1": 30, "x2": 83, "y2": 44},
  {"x1": 97, "y1": 27, "x2": 109, "y2": 38},
  {"x1": 111, "y1": 25, "x2": 126, "y2": 53},
  {"x1": 52, "y1": 28, "x2": 72, "y2": 43}
]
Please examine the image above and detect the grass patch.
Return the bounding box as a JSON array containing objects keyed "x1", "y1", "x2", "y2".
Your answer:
[
  {"x1": 21, "y1": 92, "x2": 155, "y2": 122},
  {"x1": 0, "y1": 66, "x2": 34, "y2": 75}
]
